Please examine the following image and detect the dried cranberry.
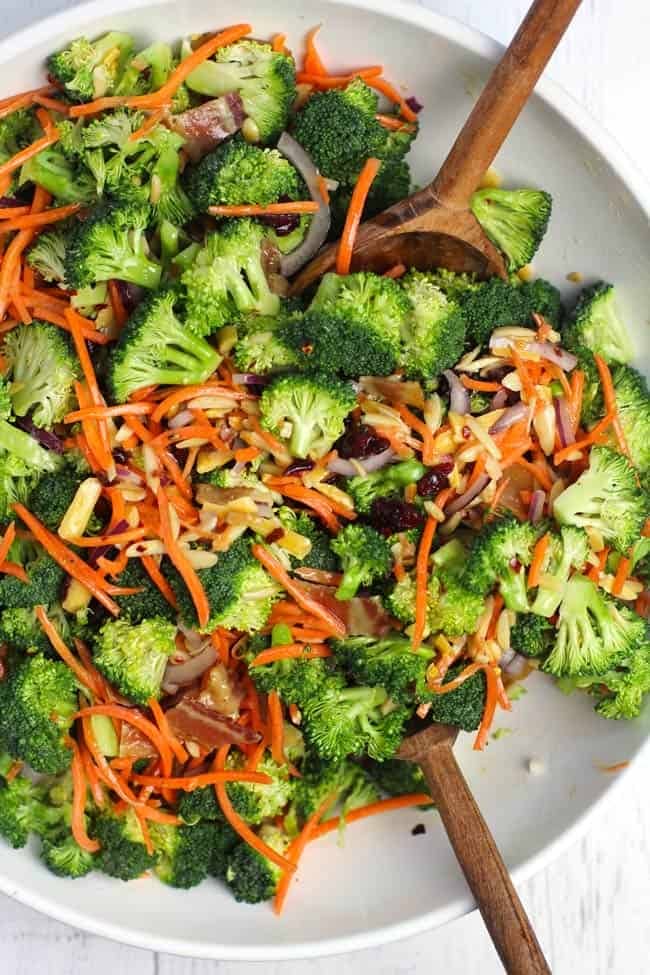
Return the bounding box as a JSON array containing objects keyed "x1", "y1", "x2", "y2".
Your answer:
[
  {"x1": 259, "y1": 197, "x2": 301, "y2": 237},
  {"x1": 369, "y1": 498, "x2": 425, "y2": 536},
  {"x1": 112, "y1": 448, "x2": 128, "y2": 465},
  {"x1": 113, "y1": 280, "x2": 145, "y2": 314},
  {"x1": 417, "y1": 461, "x2": 453, "y2": 497},
  {"x1": 462, "y1": 425, "x2": 471, "y2": 439},
  {"x1": 284, "y1": 458, "x2": 315, "y2": 477},
  {"x1": 405, "y1": 95, "x2": 424, "y2": 114},
  {"x1": 336, "y1": 421, "x2": 390, "y2": 459}
]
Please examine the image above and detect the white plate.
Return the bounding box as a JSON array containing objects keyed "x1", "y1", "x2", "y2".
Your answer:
[{"x1": 0, "y1": 0, "x2": 649, "y2": 961}]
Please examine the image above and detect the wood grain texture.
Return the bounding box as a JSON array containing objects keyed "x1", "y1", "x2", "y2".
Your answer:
[{"x1": 0, "y1": 2, "x2": 649, "y2": 973}]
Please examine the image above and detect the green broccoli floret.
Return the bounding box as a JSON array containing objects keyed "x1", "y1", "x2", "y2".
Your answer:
[
  {"x1": 329, "y1": 156, "x2": 412, "y2": 237},
  {"x1": 451, "y1": 277, "x2": 562, "y2": 347},
  {"x1": 41, "y1": 832, "x2": 96, "y2": 878},
  {"x1": 285, "y1": 751, "x2": 367, "y2": 832},
  {"x1": 247, "y1": 642, "x2": 331, "y2": 706},
  {"x1": 544, "y1": 574, "x2": 646, "y2": 678},
  {"x1": 564, "y1": 282, "x2": 633, "y2": 365},
  {"x1": 92, "y1": 617, "x2": 176, "y2": 705},
  {"x1": 168, "y1": 536, "x2": 281, "y2": 634},
  {"x1": 2, "y1": 322, "x2": 80, "y2": 429},
  {"x1": 26, "y1": 465, "x2": 93, "y2": 533},
  {"x1": 277, "y1": 508, "x2": 339, "y2": 572},
  {"x1": 181, "y1": 220, "x2": 280, "y2": 337},
  {"x1": 233, "y1": 310, "x2": 301, "y2": 375},
  {"x1": 399, "y1": 271, "x2": 467, "y2": 379},
  {"x1": 530, "y1": 526, "x2": 590, "y2": 617},
  {"x1": 417, "y1": 661, "x2": 487, "y2": 732},
  {"x1": 585, "y1": 640, "x2": 650, "y2": 720},
  {"x1": 177, "y1": 787, "x2": 223, "y2": 826},
  {"x1": 113, "y1": 558, "x2": 177, "y2": 624},
  {"x1": 573, "y1": 346, "x2": 604, "y2": 427},
  {"x1": 332, "y1": 633, "x2": 433, "y2": 705},
  {"x1": 92, "y1": 806, "x2": 157, "y2": 880},
  {"x1": 0, "y1": 604, "x2": 70, "y2": 657},
  {"x1": 364, "y1": 757, "x2": 432, "y2": 804},
  {"x1": 149, "y1": 821, "x2": 214, "y2": 889},
  {"x1": 225, "y1": 750, "x2": 293, "y2": 825},
  {"x1": 0, "y1": 109, "x2": 38, "y2": 174},
  {"x1": 0, "y1": 653, "x2": 77, "y2": 774},
  {"x1": 330, "y1": 524, "x2": 392, "y2": 600},
  {"x1": 348, "y1": 458, "x2": 426, "y2": 515},
  {"x1": 19, "y1": 147, "x2": 97, "y2": 204},
  {"x1": 301, "y1": 674, "x2": 409, "y2": 762},
  {"x1": 259, "y1": 372, "x2": 356, "y2": 459},
  {"x1": 0, "y1": 539, "x2": 65, "y2": 609},
  {"x1": 609, "y1": 365, "x2": 650, "y2": 472},
  {"x1": 385, "y1": 571, "x2": 483, "y2": 638},
  {"x1": 0, "y1": 416, "x2": 62, "y2": 524},
  {"x1": 184, "y1": 137, "x2": 299, "y2": 212},
  {"x1": 424, "y1": 268, "x2": 481, "y2": 303},
  {"x1": 224, "y1": 822, "x2": 289, "y2": 903},
  {"x1": 510, "y1": 613, "x2": 554, "y2": 659},
  {"x1": 0, "y1": 774, "x2": 63, "y2": 848},
  {"x1": 463, "y1": 513, "x2": 543, "y2": 611},
  {"x1": 26, "y1": 227, "x2": 68, "y2": 283},
  {"x1": 114, "y1": 41, "x2": 174, "y2": 96},
  {"x1": 281, "y1": 271, "x2": 409, "y2": 377},
  {"x1": 553, "y1": 446, "x2": 649, "y2": 552},
  {"x1": 470, "y1": 187, "x2": 552, "y2": 271},
  {"x1": 64, "y1": 200, "x2": 161, "y2": 290},
  {"x1": 47, "y1": 32, "x2": 134, "y2": 102},
  {"x1": 106, "y1": 288, "x2": 220, "y2": 403}
]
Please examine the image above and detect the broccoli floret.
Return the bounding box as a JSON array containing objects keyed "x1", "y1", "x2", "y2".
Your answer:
[
  {"x1": 2, "y1": 322, "x2": 80, "y2": 429},
  {"x1": 424, "y1": 268, "x2": 481, "y2": 303},
  {"x1": 0, "y1": 653, "x2": 77, "y2": 774},
  {"x1": 41, "y1": 832, "x2": 96, "y2": 878},
  {"x1": 364, "y1": 757, "x2": 432, "y2": 804},
  {"x1": 400, "y1": 271, "x2": 467, "y2": 379},
  {"x1": 149, "y1": 821, "x2": 214, "y2": 889},
  {"x1": 586, "y1": 640, "x2": 650, "y2": 720},
  {"x1": 510, "y1": 613, "x2": 554, "y2": 659},
  {"x1": 186, "y1": 40, "x2": 296, "y2": 143},
  {"x1": 64, "y1": 200, "x2": 161, "y2": 291},
  {"x1": 248, "y1": 646, "x2": 331, "y2": 707},
  {"x1": 609, "y1": 365, "x2": 650, "y2": 472},
  {"x1": 385, "y1": 571, "x2": 483, "y2": 638},
  {"x1": 0, "y1": 604, "x2": 70, "y2": 657},
  {"x1": 48, "y1": 32, "x2": 134, "y2": 102},
  {"x1": 113, "y1": 558, "x2": 177, "y2": 624},
  {"x1": 463, "y1": 513, "x2": 542, "y2": 611},
  {"x1": 0, "y1": 109, "x2": 38, "y2": 174},
  {"x1": 26, "y1": 465, "x2": 93, "y2": 533},
  {"x1": 573, "y1": 346, "x2": 603, "y2": 427},
  {"x1": 529, "y1": 526, "x2": 590, "y2": 618},
  {"x1": 184, "y1": 137, "x2": 299, "y2": 212},
  {"x1": 417, "y1": 661, "x2": 487, "y2": 732},
  {"x1": 332, "y1": 633, "x2": 433, "y2": 705},
  {"x1": 329, "y1": 156, "x2": 412, "y2": 237},
  {"x1": 282, "y1": 272, "x2": 409, "y2": 377},
  {"x1": 225, "y1": 750, "x2": 293, "y2": 825},
  {"x1": 19, "y1": 146, "x2": 96, "y2": 205},
  {"x1": 92, "y1": 806, "x2": 157, "y2": 881},
  {"x1": 259, "y1": 372, "x2": 356, "y2": 459},
  {"x1": 92, "y1": 617, "x2": 176, "y2": 706},
  {"x1": 564, "y1": 282, "x2": 632, "y2": 365},
  {"x1": 330, "y1": 524, "x2": 392, "y2": 600},
  {"x1": 106, "y1": 288, "x2": 220, "y2": 403},
  {"x1": 233, "y1": 310, "x2": 301, "y2": 375},
  {"x1": 0, "y1": 414, "x2": 64, "y2": 524},
  {"x1": 181, "y1": 220, "x2": 280, "y2": 337},
  {"x1": 177, "y1": 787, "x2": 223, "y2": 826},
  {"x1": 0, "y1": 539, "x2": 65, "y2": 609},
  {"x1": 26, "y1": 227, "x2": 68, "y2": 283},
  {"x1": 277, "y1": 508, "x2": 339, "y2": 572},
  {"x1": 470, "y1": 187, "x2": 552, "y2": 271},
  {"x1": 286, "y1": 752, "x2": 366, "y2": 832},
  {"x1": 553, "y1": 446, "x2": 649, "y2": 552},
  {"x1": 0, "y1": 774, "x2": 62, "y2": 848},
  {"x1": 348, "y1": 459, "x2": 427, "y2": 515},
  {"x1": 452, "y1": 277, "x2": 562, "y2": 347},
  {"x1": 114, "y1": 41, "x2": 174, "y2": 96},
  {"x1": 168, "y1": 536, "x2": 281, "y2": 634},
  {"x1": 301, "y1": 674, "x2": 409, "y2": 762},
  {"x1": 224, "y1": 823, "x2": 289, "y2": 903}
]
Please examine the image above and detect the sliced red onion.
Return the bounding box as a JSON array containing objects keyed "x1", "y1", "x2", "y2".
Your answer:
[
  {"x1": 445, "y1": 474, "x2": 490, "y2": 516},
  {"x1": 114, "y1": 280, "x2": 144, "y2": 315},
  {"x1": 490, "y1": 388, "x2": 509, "y2": 410},
  {"x1": 0, "y1": 196, "x2": 26, "y2": 208},
  {"x1": 276, "y1": 132, "x2": 331, "y2": 276},
  {"x1": 502, "y1": 652, "x2": 532, "y2": 679},
  {"x1": 405, "y1": 95, "x2": 424, "y2": 114},
  {"x1": 162, "y1": 642, "x2": 218, "y2": 694},
  {"x1": 116, "y1": 465, "x2": 144, "y2": 485},
  {"x1": 255, "y1": 503, "x2": 274, "y2": 519},
  {"x1": 489, "y1": 402, "x2": 529, "y2": 434},
  {"x1": 231, "y1": 373, "x2": 272, "y2": 387},
  {"x1": 328, "y1": 447, "x2": 395, "y2": 477},
  {"x1": 528, "y1": 489, "x2": 546, "y2": 524},
  {"x1": 443, "y1": 370, "x2": 470, "y2": 415},
  {"x1": 168, "y1": 409, "x2": 194, "y2": 430},
  {"x1": 554, "y1": 396, "x2": 575, "y2": 449},
  {"x1": 87, "y1": 519, "x2": 129, "y2": 568},
  {"x1": 15, "y1": 417, "x2": 65, "y2": 454},
  {"x1": 526, "y1": 341, "x2": 577, "y2": 372}
]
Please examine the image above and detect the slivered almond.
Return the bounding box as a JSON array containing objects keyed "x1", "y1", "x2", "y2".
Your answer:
[
  {"x1": 465, "y1": 414, "x2": 501, "y2": 459},
  {"x1": 183, "y1": 548, "x2": 218, "y2": 570},
  {"x1": 126, "y1": 539, "x2": 165, "y2": 557},
  {"x1": 58, "y1": 478, "x2": 102, "y2": 541},
  {"x1": 196, "y1": 448, "x2": 232, "y2": 474}
]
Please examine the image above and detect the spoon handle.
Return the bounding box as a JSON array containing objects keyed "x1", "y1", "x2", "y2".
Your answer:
[
  {"x1": 418, "y1": 744, "x2": 551, "y2": 974},
  {"x1": 430, "y1": 0, "x2": 582, "y2": 209}
]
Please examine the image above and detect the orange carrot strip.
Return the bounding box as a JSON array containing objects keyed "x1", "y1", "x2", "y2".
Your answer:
[
  {"x1": 158, "y1": 488, "x2": 209, "y2": 628},
  {"x1": 128, "y1": 108, "x2": 166, "y2": 142},
  {"x1": 76, "y1": 704, "x2": 173, "y2": 776},
  {"x1": 460, "y1": 376, "x2": 502, "y2": 393},
  {"x1": 527, "y1": 533, "x2": 551, "y2": 589},
  {"x1": 594, "y1": 354, "x2": 630, "y2": 458},
  {"x1": 35, "y1": 606, "x2": 101, "y2": 695},
  {"x1": 65, "y1": 309, "x2": 104, "y2": 404},
  {"x1": 233, "y1": 445, "x2": 260, "y2": 464},
  {"x1": 268, "y1": 690, "x2": 286, "y2": 766},
  {"x1": 33, "y1": 94, "x2": 71, "y2": 114},
  {"x1": 131, "y1": 770, "x2": 273, "y2": 790},
  {"x1": 0, "y1": 561, "x2": 28, "y2": 582},
  {"x1": 151, "y1": 383, "x2": 244, "y2": 423},
  {"x1": 317, "y1": 175, "x2": 330, "y2": 205},
  {"x1": 375, "y1": 113, "x2": 415, "y2": 132},
  {"x1": 488, "y1": 476, "x2": 511, "y2": 514},
  {"x1": 612, "y1": 556, "x2": 632, "y2": 597},
  {"x1": 214, "y1": 745, "x2": 295, "y2": 872},
  {"x1": 587, "y1": 547, "x2": 609, "y2": 583},
  {"x1": 65, "y1": 527, "x2": 146, "y2": 548},
  {"x1": 0, "y1": 206, "x2": 30, "y2": 219},
  {"x1": 271, "y1": 33, "x2": 287, "y2": 55},
  {"x1": 107, "y1": 278, "x2": 129, "y2": 329},
  {"x1": 141, "y1": 555, "x2": 179, "y2": 610},
  {"x1": 79, "y1": 741, "x2": 105, "y2": 807},
  {"x1": 252, "y1": 544, "x2": 346, "y2": 638},
  {"x1": 0, "y1": 202, "x2": 81, "y2": 232},
  {"x1": 209, "y1": 201, "x2": 319, "y2": 217},
  {"x1": 69, "y1": 740, "x2": 101, "y2": 853},
  {"x1": 473, "y1": 665, "x2": 500, "y2": 751},
  {"x1": 553, "y1": 412, "x2": 615, "y2": 465},
  {"x1": 65, "y1": 403, "x2": 154, "y2": 422},
  {"x1": 74, "y1": 380, "x2": 113, "y2": 473},
  {"x1": 296, "y1": 70, "x2": 383, "y2": 89},
  {"x1": 0, "y1": 85, "x2": 55, "y2": 117},
  {"x1": 148, "y1": 698, "x2": 189, "y2": 765},
  {"x1": 311, "y1": 793, "x2": 431, "y2": 839},
  {"x1": 413, "y1": 515, "x2": 436, "y2": 649},
  {"x1": 569, "y1": 369, "x2": 585, "y2": 432},
  {"x1": 427, "y1": 661, "x2": 485, "y2": 695},
  {"x1": 0, "y1": 521, "x2": 15, "y2": 567},
  {"x1": 509, "y1": 344, "x2": 537, "y2": 402},
  {"x1": 0, "y1": 129, "x2": 60, "y2": 181},
  {"x1": 367, "y1": 76, "x2": 418, "y2": 121},
  {"x1": 303, "y1": 25, "x2": 328, "y2": 75},
  {"x1": 336, "y1": 157, "x2": 381, "y2": 275},
  {"x1": 396, "y1": 404, "x2": 434, "y2": 465},
  {"x1": 274, "y1": 791, "x2": 338, "y2": 914},
  {"x1": 383, "y1": 263, "x2": 407, "y2": 279}
]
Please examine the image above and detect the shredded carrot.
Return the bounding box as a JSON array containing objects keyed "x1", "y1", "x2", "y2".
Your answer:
[
  {"x1": 65, "y1": 402, "x2": 154, "y2": 422},
  {"x1": 413, "y1": 515, "x2": 436, "y2": 649},
  {"x1": 594, "y1": 354, "x2": 630, "y2": 458},
  {"x1": 36, "y1": 606, "x2": 101, "y2": 695},
  {"x1": 128, "y1": 108, "x2": 166, "y2": 142},
  {"x1": 0, "y1": 521, "x2": 15, "y2": 568},
  {"x1": 79, "y1": 740, "x2": 105, "y2": 807},
  {"x1": 214, "y1": 744, "x2": 295, "y2": 872},
  {"x1": 233, "y1": 445, "x2": 260, "y2": 464},
  {"x1": 296, "y1": 69, "x2": 382, "y2": 88},
  {"x1": 0, "y1": 128, "x2": 60, "y2": 182},
  {"x1": 0, "y1": 560, "x2": 28, "y2": 582},
  {"x1": 274, "y1": 791, "x2": 338, "y2": 914},
  {"x1": 107, "y1": 279, "x2": 128, "y2": 330},
  {"x1": 527, "y1": 533, "x2": 551, "y2": 589},
  {"x1": 375, "y1": 113, "x2": 415, "y2": 132},
  {"x1": 317, "y1": 174, "x2": 330, "y2": 205},
  {"x1": 66, "y1": 527, "x2": 146, "y2": 548},
  {"x1": 157, "y1": 487, "x2": 209, "y2": 628},
  {"x1": 131, "y1": 770, "x2": 273, "y2": 790},
  {"x1": 553, "y1": 412, "x2": 614, "y2": 465},
  {"x1": 209, "y1": 201, "x2": 319, "y2": 217},
  {"x1": 336, "y1": 157, "x2": 381, "y2": 274},
  {"x1": 271, "y1": 33, "x2": 288, "y2": 55},
  {"x1": 0, "y1": 206, "x2": 30, "y2": 219},
  {"x1": 0, "y1": 201, "x2": 81, "y2": 233},
  {"x1": 267, "y1": 691, "x2": 286, "y2": 766},
  {"x1": 383, "y1": 263, "x2": 407, "y2": 279},
  {"x1": 366, "y1": 76, "x2": 418, "y2": 122},
  {"x1": 460, "y1": 376, "x2": 502, "y2": 393},
  {"x1": 141, "y1": 555, "x2": 179, "y2": 610},
  {"x1": 587, "y1": 547, "x2": 609, "y2": 583},
  {"x1": 151, "y1": 383, "x2": 244, "y2": 423},
  {"x1": 569, "y1": 369, "x2": 585, "y2": 432},
  {"x1": 509, "y1": 344, "x2": 537, "y2": 402},
  {"x1": 265, "y1": 481, "x2": 342, "y2": 532},
  {"x1": 75, "y1": 704, "x2": 173, "y2": 776},
  {"x1": 252, "y1": 544, "x2": 346, "y2": 638},
  {"x1": 612, "y1": 556, "x2": 632, "y2": 597},
  {"x1": 0, "y1": 188, "x2": 50, "y2": 318},
  {"x1": 486, "y1": 594, "x2": 504, "y2": 641},
  {"x1": 148, "y1": 698, "x2": 189, "y2": 765},
  {"x1": 33, "y1": 93, "x2": 70, "y2": 114},
  {"x1": 303, "y1": 25, "x2": 328, "y2": 75},
  {"x1": 0, "y1": 85, "x2": 55, "y2": 117},
  {"x1": 5, "y1": 760, "x2": 23, "y2": 782},
  {"x1": 69, "y1": 740, "x2": 101, "y2": 853},
  {"x1": 427, "y1": 660, "x2": 485, "y2": 695},
  {"x1": 396, "y1": 404, "x2": 434, "y2": 465},
  {"x1": 473, "y1": 665, "x2": 500, "y2": 750},
  {"x1": 311, "y1": 793, "x2": 431, "y2": 839},
  {"x1": 70, "y1": 24, "x2": 252, "y2": 116},
  {"x1": 488, "y1": 476, "x2": 511, "y2": 514}
]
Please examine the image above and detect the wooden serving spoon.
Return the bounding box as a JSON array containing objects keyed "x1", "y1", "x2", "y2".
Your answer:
[{"x1": 291, "y1": 0, "x2": 582, "y2": 294}]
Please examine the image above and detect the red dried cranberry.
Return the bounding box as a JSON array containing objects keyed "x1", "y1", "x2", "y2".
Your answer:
[
  {"x1": 369, "y1": 498, "x2": 425, "y2": 536},
  {"x1": 405, "y1": 95, "x2": 424, "y2": 114},
  {"x1": 284, "y1": 458, "x2": 315, "y2": 476},
  {"x1": 417, "y1": 461, "x2": 453, "y2": 497},
  {"x1": 462, "y1": 425, "x2": 471, "y2": 439},
  {"x1": 336, "y1": 422, "x2": 390, "y2": 459},
  {"x1": 259, "y1": 197, "x2": 301, "y2": 236}
]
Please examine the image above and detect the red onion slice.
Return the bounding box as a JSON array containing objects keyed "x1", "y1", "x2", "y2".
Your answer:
[
  {"x1": 328, "y1": 447, "x2": 395, "y2": 477},
  {"x1": 276, "y1": 133, "x2": 331, "y2": 276},
  {"x1": 231, "y1": 373, "x2": 272, "y2": 387},
  {"x1": 15, "y1": 417, "x2": 65, "y2": 454},
  {"x1": 489, "y1": 402, "x2": 530, "y2": 434},
  {"x1": 443, "y1": 370, "x2": 470, "y2": 415},
  {"x1": 162, "y1": 643, "x2": 218, "y2": 694},
  {"x1": 525, "y1": 341, "x2": 578, "y2": 372},
  {"x1": 445, "y1": 474, "x2": 490, "y2": 516},
  {"x1": 554, "y1": 396, "x2": 575, "y2": 448},
  {"x1": 528, "y1": 489, "x2": 546, "y2": 523},
  {"x1": 490, "y1": 388, "x2": 509, "y2": 410}
]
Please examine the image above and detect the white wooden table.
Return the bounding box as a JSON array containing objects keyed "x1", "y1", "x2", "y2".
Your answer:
[{"x1": 1, "y1": 2, "x2": 649, "y2": 972}]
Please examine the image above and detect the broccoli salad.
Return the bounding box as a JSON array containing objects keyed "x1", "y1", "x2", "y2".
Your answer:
[{"x1": 0, "y1": 23, "x2": 648, "y2": 910}]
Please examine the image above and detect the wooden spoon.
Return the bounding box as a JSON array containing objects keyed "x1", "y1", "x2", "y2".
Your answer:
[{"x1": 291, "y1": 0, "x2": 582, "y2": 294}]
